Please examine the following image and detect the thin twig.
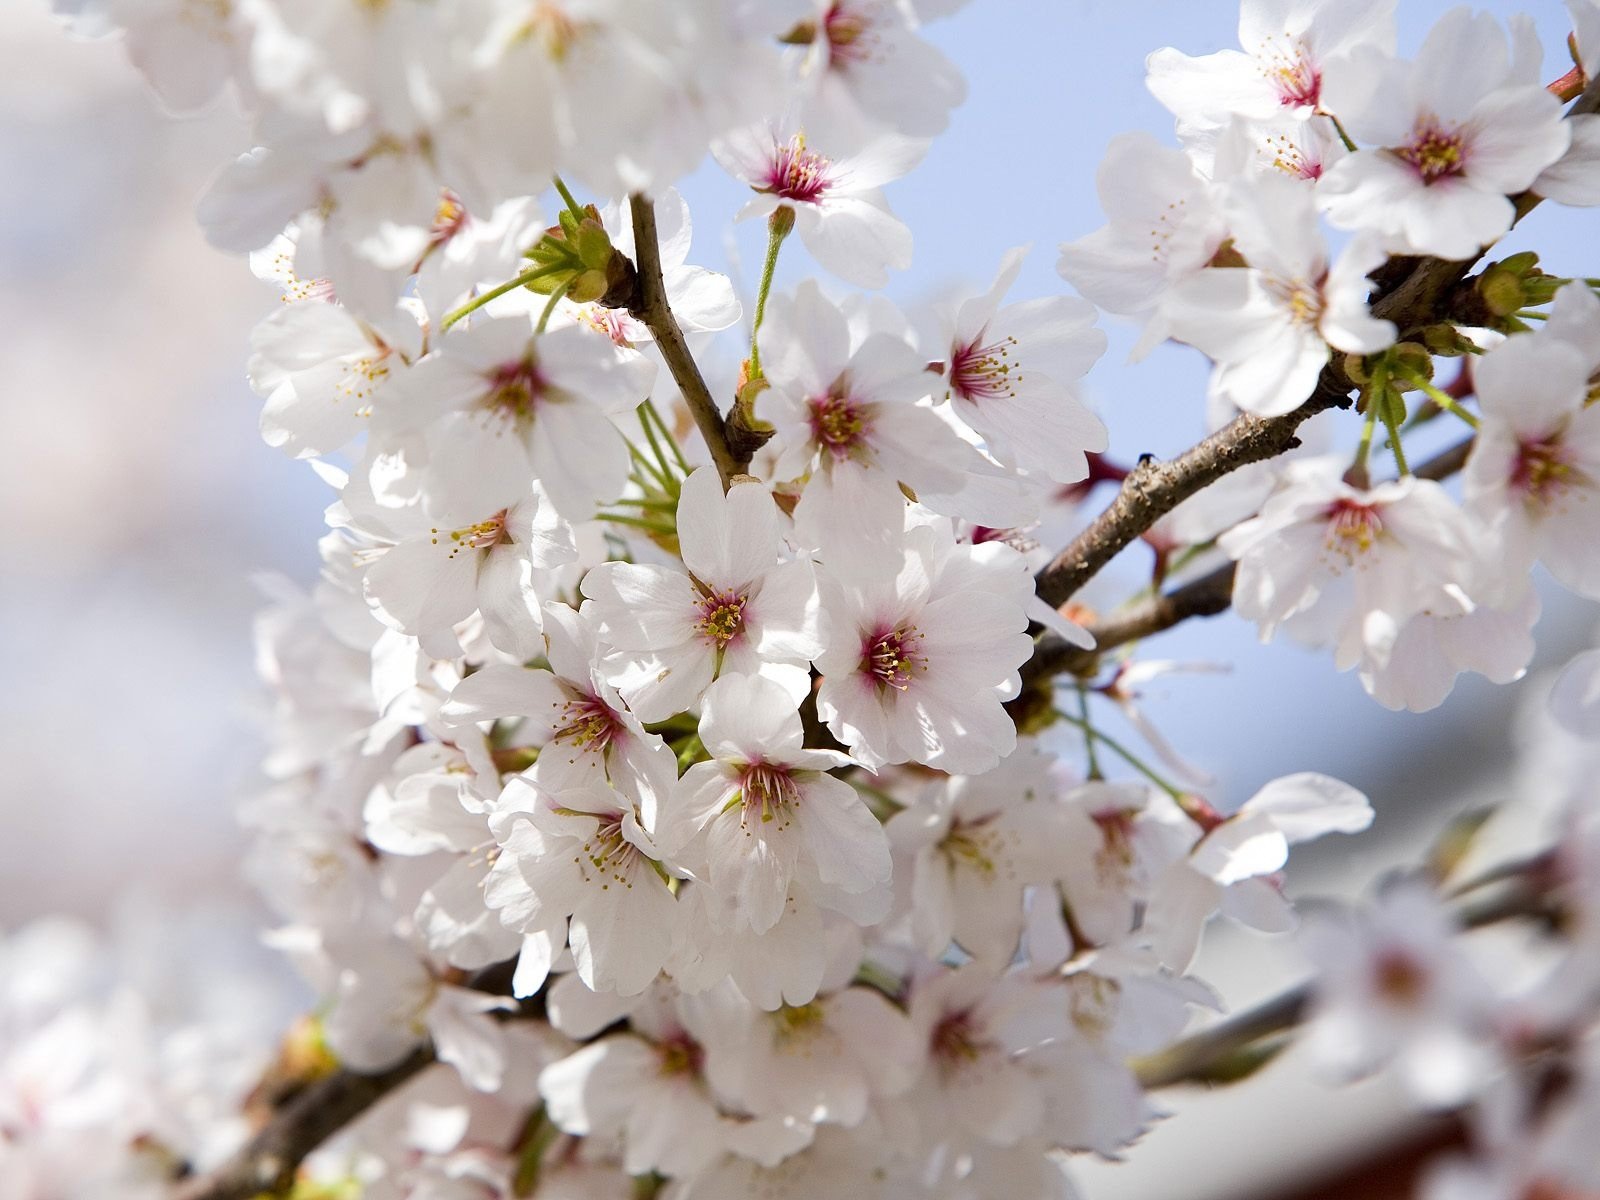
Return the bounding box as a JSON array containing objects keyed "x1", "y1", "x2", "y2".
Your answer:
[{"x1": 625, "y1": 193, "x2": 742, "y2": 488}]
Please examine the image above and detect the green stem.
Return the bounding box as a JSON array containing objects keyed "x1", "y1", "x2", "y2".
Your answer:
[
  {"x1": 626, "y1": 442, "x2": 674, "y2": 491},
  {"x1": 1515, "y1": 309, "x2": 1549, "y2": 321},
  {"x1": 1380, "y1": 393, "x2": 1411, "y2": 475},
  {"x1": 441, "y1": 263, "x2": 564, "y2": 331},
  {"x1": 643, "y1": 399, "x2": 692, "y2": 473},
  {"x1": 1352, "y1": 386, "x2": 1382, "y2": 480},
  {"x1": 535, "y1": 279, "x2": 572, "y2": 334},
  {"x1": 597, "y1": 511, "x2": 677, "y2": 534},
  {"x1": 1403, "y1": 370, "x2": 1481, "y2": 430},
  {"x1": 552, "y1": 174, "x2": 586, "y2": 222},
  {"x1": 747, "y1": 208, "x2": 793, "y2": 381},
  {"x1": 1328, "y1": 114, "x2": 1359, "y2": 153},
  {"x1": 1075, "y1": 688, "x2": 1103, "y2": 781},
  {"x1": 636, "y1": 401, "x2": 678, "y2": 481},
  {"x1": 1056, "y1": 708, "x2": 1185, "y2": 801}
]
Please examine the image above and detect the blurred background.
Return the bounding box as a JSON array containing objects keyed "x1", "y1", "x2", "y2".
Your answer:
[{"x1": 3, "y1": 1, "x2": 1596, "y2": 1197}]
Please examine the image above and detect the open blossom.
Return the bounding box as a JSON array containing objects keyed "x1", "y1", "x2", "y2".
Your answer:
[
  {"x1": 356, "y1": 418, "x2": 577, "y2": 661},
  {"x1": 1301, "y1": 883, "x2": 1500, "y2": 1106},
  {"x1": 655, "y1": 673, "x2": 891, "y2": 936},
  {"x1": 439, "y1": 602, "x2": 678, "y2": 798},
  {"x1": 393, "y1": 314, "x2": 655, "y2": 519},
  {"x1": 1220, "y1": 458, "x2": 1477, "y2": 669},
  {"x1": 758, "y1": 282, "x2": 1010, "y2": 571},
  {"x1": 1056, "y1": 132, "x2": 1227, "y2": 330},
  {"x1": 1145, "y1": 772, "x2": 1372, "y2": 969},
  {"x1": 885, "y1": 742, "x2": 1077, "y2": 962},
  {"x1": 714, "y1": 125, "x2": 923, "y2": 288},
  {"x1": 1463, "y1": 286, "x2": 1600, "y2": 600},
  {"x1": 933, "y1": 246, "x2": 1109, "y2": 485},
  {"x1": 778, "y1": 0, "x2": 968, "y2": 143},
  {"x1": 538, "y1": 981, "x2": 813, "y2": 1178},
  {"x1": 247, "y1": 299, "x2": 423, "y2": 458},
  {"x1": 581, "y1": 468, "x2": 821, "y2": 722},
  {"x1": 1318, "y1": 8, "x2": 1571, "y2": 258},
  {"x1": 1165, "y1": 173, "x2": 1394, "y2": 416},
  {"x1": 814, "y1": 522, "x2": 1033, "y2": 773},
  {"x1": 486, "y1": 774, "x2": 680, "y2": 998},
  {"x1": 1146, "y1": 0, "x2": 1397, "y2": 129}
]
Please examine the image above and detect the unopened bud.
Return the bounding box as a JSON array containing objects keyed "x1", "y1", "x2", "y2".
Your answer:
[
  {"x1": 575, "y1": 219, "x2": 615, "y2": 270},
  {"x1": 768, "y1": 204, "x2": 796, "y2": 240},
  {"x1": 566, "y1": 268, "x2": 609, "y2": 304}
]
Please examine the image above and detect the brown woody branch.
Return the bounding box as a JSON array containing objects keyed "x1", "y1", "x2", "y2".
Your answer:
[
  {"x1": 172, "y1": 1049, "x2": 434, "y2": 1200},
  {"x1": 1022, "y1": 433, "x2": 1477, "y2": 688},
  {"x1": 625, "y1": 193, "x2": 744, "y2": 489}
]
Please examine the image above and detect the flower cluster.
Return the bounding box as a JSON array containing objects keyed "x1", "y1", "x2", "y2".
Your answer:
[{"x1": 32, "y1": 0, "x2": 1600, "y2": 1197}]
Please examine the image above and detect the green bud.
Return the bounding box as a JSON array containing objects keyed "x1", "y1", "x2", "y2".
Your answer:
[
  {"x1": 566, "y1": 268, "x2": 610, "y2": 304},
  {"x1": 575, "y1": 219, "x2": 616, "y2": 270},
  {"x1": 1387, "y1": 342, "x2": 1433, "y2": 389}
]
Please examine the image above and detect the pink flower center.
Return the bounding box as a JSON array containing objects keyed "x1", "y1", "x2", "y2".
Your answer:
[
  {"x1": 809, "y1": 385, "x2": 870, "y2": 459},
  {"x1": 1511, "y1": 438, "x2": 1574, "y2": 506},
  {"x1": 431, "y1": 510, "x2": 510, "y2": 557},
  {"x1": 552, "y1": 693, "x2": 625, "y2": 755},
  {"x1": 765, "y1": 133, "x2": 835, "y2": 204},
  {"x1": 948, "y1": 332, "x2": 1021, "y2": 403},
  {"x1": 484, "y1": 356, "x2": 546, "y2": 423},
  {"x1": 929, "y1": 1009, "x2": 989, "y2": 1075},
  {"x1": 1372, "y1": 947, "x2": 1429, "y2": 1008},
  {"x1": 1397, "y1": 121, "x2": 1466, "y2": 184},
  {"x1": 657, "y1": 1031, "x2": 704, "y2": 1077},
  {"x1": 823, "y1": 3, "x2": 877, "y2": 66},
  {"x1": 695, "y1": 589, "x2": 749, "y2": 648},
  {"x1": 579, "y1": 305, "x2": 636, "y2": 348},
  {"x1": 427, "y1": 190, "x2": 468, "y2": 251},
  {"x1": 739, "y1": 761, "x2": 801, "y2": 828},
  {"x1": 862, "y1": 625, "x2": 926, "y2": 692},
  {"x1": 1324, "y1": 498, "x2": 1384, "y2": 556},
  {"x1": 1258, "y1": 38, "x2": 1320, "y2": 108}
]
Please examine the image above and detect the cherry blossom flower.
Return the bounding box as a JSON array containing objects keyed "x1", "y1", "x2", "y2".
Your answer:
[
  {"x1": 391, "y1": 315, "x2": 655, "y2": 520},
  {"x1": 777, "y1": 0, "x2": 968, "y2": 144},
  {"x1": 1146, "y1": 0, "x2": 1397, "y2": 130},
  {"x1": 1164, "y1": 174, "x2": 1395, "y2": 416},
  {"x1": 714, "y1": 125, "x2": 924, "y2": 288},
  {"x1": 814, "y1": 522, "x2": 1034, "y2": 773},
  {"x1": 1463, "y1": 288, "x2": 1600, "y2": 600},
  {"x1": 581, "y1": 468, "x2": 821, "y2": 722},
  {"x1": 654, "y1": 673, "x2": 891, "y2": 936},
  {"x1": 1220, "y1": 458, "x2": 1478, "y2": 669},
  {"x1": 885, "y1": 742, "x2": 1077, "y2": 961},
  {"x1": 1056, "y1": 132, "x2": 1227, "y2": 334},
  {"x1": 1319, "y1": 9, "x2": 1571, "y2": 258},
  {"x1": 758, "y1": 283, "x2": 1014, "y2": 572},
  {"x1": 932, "y1": 246, "x2": 1109, "y2": 484}
]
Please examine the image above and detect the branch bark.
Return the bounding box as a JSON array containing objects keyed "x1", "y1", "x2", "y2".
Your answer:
[
  {"x1": 1022, "y1": 433, "x2": 1477, "y2": 688},
  {"x1": 626, "y1": 193, "x2": 743, "y2": 489},
  {"x1": 172, "y1": 1049, "x2": 434, "y2": 1200}
]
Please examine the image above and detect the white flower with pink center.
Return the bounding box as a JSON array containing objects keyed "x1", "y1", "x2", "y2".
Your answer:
[
  {"x1": 759, "y1": 281, "x2": 1013, "y2": 575},
  {"x1": 391, "y1": 314, "x2": 656, "y2": 520},
  {"x1": 1318, "y1": 8, "x2": 1570, "y2": 258},
  {"x1": 814, "y1": 522, "x2": 1034, "y2": 774},
  {"x1": 779, "y1": 0, "x2": 968, "y2": 142},
  {"x1": 486, "y1": 771, "x2": 681, "y2": 998},
  {"x1": 1219, "y1": 459, "x2": 1478, "y2": 670},
  {"x1": 352, "y1": 416, "x2": 577, "y2": 661},
  {"x1": 1055, "y1": 132, "x2": 1228, "y2": 334},
  {"x1": 581, "y1": 467, "x2": 822, "y2": 722},
  {"x1": 934, "y1": 246, "x2": 1109, "y2": 485},
  {"x1": 714, "y1": 125, "x2": 924, "y2": 288},
  {"x1": 438, "y1": 602, "x2": 679, "y2": 802},
  {"x1": 1146, "y1": 0, "x2": 1397, "y2": 130},
  {"x1": 1464, "y1": 285, "x2": 1600, "y2": 600},
  {"x1": 1164, "y1": 172, "x2": 1394, "y2": 417},
  {"x1": 655, "y1": 673, "x2": 891, "y2": 937}
]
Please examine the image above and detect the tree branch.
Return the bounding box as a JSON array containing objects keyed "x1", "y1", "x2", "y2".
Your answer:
[
  {"x1": 1021, "y1": 433, "x2": 1477, "y2": 688},
  {"x1": 625, "y1": 193, "x2": 743, "y2": 489},
  {"x1": 172, "y1": 1049, "x2": 434, "y2": 1200}
]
